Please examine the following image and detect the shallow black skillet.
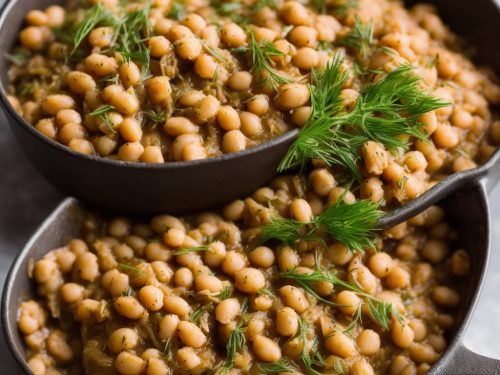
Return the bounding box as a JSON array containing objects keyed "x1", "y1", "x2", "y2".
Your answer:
[
  {"x1": 0, "y1": 0, "x2": 500, "y2": 217},
  {"x1": 2, "y1": 185, "x2": 500, "y2": 374}
]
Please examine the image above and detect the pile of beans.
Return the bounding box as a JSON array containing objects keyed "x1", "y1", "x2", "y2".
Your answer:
[
  {"x1": 5, "y1": 0, "x2": 499, "y2": 187},
  {"x1": 18, "y1": 169, "x2": 470, "y2": 375}
]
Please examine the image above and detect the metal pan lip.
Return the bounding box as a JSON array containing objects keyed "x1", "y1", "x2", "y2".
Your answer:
[
  {"x1": 427, "y1": 182, "x2": 492, "y2": 374},
  {"x1": 1, "y1": 198, "x2": 79, "y2": 375}
]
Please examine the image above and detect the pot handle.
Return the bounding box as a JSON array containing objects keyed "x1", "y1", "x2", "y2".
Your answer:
[{"x1": 432, "y1": 342, "x2": 500, "y2": 374}]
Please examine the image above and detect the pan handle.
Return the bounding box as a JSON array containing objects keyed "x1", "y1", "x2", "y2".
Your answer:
[{"x1": 431, "y1": 342, "x2": 500, "y2": 374}]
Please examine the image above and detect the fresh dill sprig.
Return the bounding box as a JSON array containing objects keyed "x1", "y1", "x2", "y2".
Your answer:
[
  {"x1": 111, "y1": 3, "x2": 152, "y2": 77},
  {"x1": 89, "y1": 104, "x2": 116, "y2": 133},
  {"x1": 142, "y1": 109, "x2": 167, "y2": 125},
  {"x1": 118, "y1": 262, "x2": 145, "y2": 277},
  {"x1": 331, "y1": 0, "x2": 358, "y2": 15},
  {"x1": 161, "y1": 338, "x2": 174, "y2": 365},
  {"x1": 315, "y1": 196, "x2": 383, "y2": 252},
  {"x1": 6, "y1": 50, "x2": 30, "y2": 66},
  {"x1": 261, "y1": 217, "x2": 313, "y2": 245},
  {"x1": 69, "y1": 3, "x2": 115, "y2": 57},
  {"x1": 261, "y1": 194, "x2": 381, "y2": 252},
  {"x1": 216, "y1": 323, "x2": 246, "y2": 374},
  {"x1": 233, "y1": 31, "x2": 291, "y2": 89},
  {"x1": 258, "y1": 358, "x2": 297, "y2": 373},
  {"x1": 217, "y1": 285, "x2": 233, "y2": 300},
  {"x1": 279, "y1": 58, "x2": 449, "y2": 179},
  {"x1": 172, "y1": 245, "x2": 209, "y2": 256},
  {"x1": 168, "y1": 0, "x2": 187, "y2": 20},
  {"x1": 296, "y1": 318, "x2": 324, "y2": 375},
  {"x1": 309, "y1": 55, "x2": 346, "y2": 118},
  {"x1": 339, "y1": 16, "x2": 373, "y2": 58},
  {"x1": 17, "y1": 83, "x2": 34, "y2": 99},
  {"x1": 281, "y1": 267, "x2": 402, "y2": 330},
  {"x1": 201, "y1": 40, "x2": 227, "y2": 63},
  {"x1": 311, "y1": 0, "x2": 327, "y2": 14},
  {"x1": 120, "y1": 287, "x2": 133, "y2": 297},
  {"x1": 258, "y1": 287, "x2": 276, "y2": 297},
  {"x1": 278, "y1": 57, "x2": 357, "y2": 175},
  {"x1": 190, "y1": 307, "x2": 205, "y2": 324}
]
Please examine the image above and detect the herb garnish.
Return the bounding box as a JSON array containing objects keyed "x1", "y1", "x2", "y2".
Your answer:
[
  {"x1": 258, "y1": 358, "x2": 298, "y2": 373},
  {"x1": 190, "y1": 307, "x2": 205, "y2": 324},
  {"x1": 339, "y1": 16, "x2": 374, "y2": 58},
  {"x1": 233, "y1": 31, "x2": 291, "y2": 89},
  {"x1": 6, "y1": 50, "x2": 31, "y2": 66},
  {"x1": 280, "y1": 265, "x2": 402, "y2": 330},
  {"x1": 296, "y1": 318, "x2": 324, "y2": 375},
  {"x1": 261, "y1": 193, "x2": 382, "y2": 252},
  {"x1": 117, "y1": 262, "x2": 145, "y2": 277},
  {"x1": 217, "y1": 285, "x2": 233, "y2": 300},
  {"x1": 68, "y1": 3, "x2": 116, "y2": 58},
  {"x1": 278, "y1": 58, "x2": 449, "y2": 179},
  {"x1": 172, "y1": 245, "x2": 209, "y2": 256},
  {"x1": 215, "y1": 323, "x2": 246, "y2": 374},
  {"x1": 142, "y1": 109, "x2": 167, "y2": 125},
  {"x1": 89, "y1": 104, "x2": 116, "y2": 133},
  {"x1": 331, "y1": 0, "x2": 358, "y2": 15}
]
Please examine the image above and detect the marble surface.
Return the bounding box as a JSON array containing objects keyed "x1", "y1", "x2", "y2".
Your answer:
[{"x1": 1, "y1": 112, "x2": 500, "y2": 374}]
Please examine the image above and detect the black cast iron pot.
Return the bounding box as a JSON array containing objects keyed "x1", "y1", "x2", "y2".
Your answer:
[
  {"x1": 2, "y1": 186, "x2": 500, "y2": 374},
  {"x1": 0, "y1": 0, "x2": 299, "y2": 215}
]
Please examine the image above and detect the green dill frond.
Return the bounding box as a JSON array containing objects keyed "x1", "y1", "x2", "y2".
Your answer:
[
  {"x1": 120, "y1": 287, "x2": 133, "y2": 297},
  {"x1": 120, "y1": 48, "x2": 152, "y2": 80},
  {"x1": 168, "y1": 0, "x2": 186, "y2": 20},
  {"x1": 172, "y1": 245, "x2": 209, "y2": 256},
  {"x1": 69, "y1": 3, "x2": 116, "y2": 57},
  {"x1": 258, "y1": 358, "x2": 298, "y2": 373},
  {"x1": 190, "y1": 307, "x2": 206, "y2": 324},
  {"x1": 309, "y1": 55, "x2": 347, "y2": 118},
  {"x1": 258, "y1": 287, "x2": 276, "y2": 297},
  {"x1": 89, "y1": 104, "x2": 117, "y2": 133},
  {"x1": 349, "y1": 63, "x2": 450, "y2": 149},
  {"x1": 281, "y1": 267, "x2": 401, "y2": 330},
  {"x1": 296, "y1": 318, "x2": 324, "y2": 375},
  {"x1": 201, "y1": 40, "x2": 227, "y2": 62},
  {"x1": 245, "y1": 31, "x2": 292, "y2": 89},
  {"x1": 260, "y1": 191, "x2": 381, "y2": 252},
  {"x1": 161, "y1": 338, "x2": 174, "y2": 364},
  {"x1": 118, "y1": 262, "x2": 145, "y2": 277},
  {"x1": 331, "y1": 0, "x2": 358, "y2": 15},
  {"x1": 311, "y1": 0, "x2": 327, "y2": 14},
  {"x1": 88, "y1": 104, "x2": 115, "y2": 117},
  {"x1": 216, "y1": 323, "x2": 246, "y2": 374},
  {"x1": 278, "y1": 58, "x2": 358, "y2": 175},
  {"x1": 112, "y1": 3, "x2": 152, "y2": 77},
  {"x1": 279, "y1": 58, "x2": 449, "y2": 180},
  {"x1": 313, "y1": 197, "x2": 382, "y2": 252},
  {"x1": 6, "y1": 49, "x2": 31, "y2": 66},
  {"x1": 260, "y1": 217, "x2": 309, "y2": 245},
  {"x1": 339, "y1": 16, "x2": 373, "y2": 58},
  {"x1": 217, "y1": 285, "x2": 233, "y2": 300},
  {"x1": 17, "y1": 83, "x2": 34, "y2": 99},
  {"x1": 142, "y1": 109, "x2": 167, "y2": 125}
]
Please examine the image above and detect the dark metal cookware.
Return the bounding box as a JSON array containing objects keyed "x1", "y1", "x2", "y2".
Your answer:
[
  {"x1": 0, "y1": 0, "x2": 499, "y2": 218},
  {"x1": 0, "y1": 0, "x2": 299, "y2": 215},
  {"x1": 2, "y1": 189, "x2": 500, "y2": 374}
]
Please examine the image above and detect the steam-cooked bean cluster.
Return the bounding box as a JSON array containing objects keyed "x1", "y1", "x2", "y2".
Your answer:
[
  {"x1": 19, "y1": 171, "x2": 469, "y2": 375},
  {"x1": 6, "y1": 0, "x2": 500, "y2": 193}
]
